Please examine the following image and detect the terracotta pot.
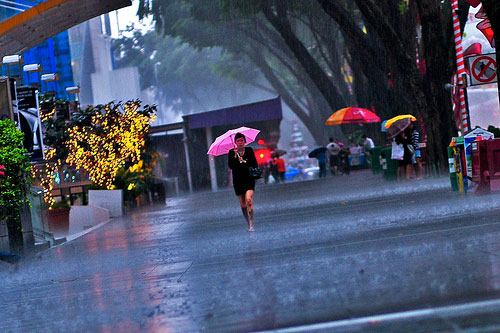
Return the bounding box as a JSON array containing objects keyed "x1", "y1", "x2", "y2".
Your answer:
[{"x1": 47, "y1": 207, "x2": 70, "y2": 234}]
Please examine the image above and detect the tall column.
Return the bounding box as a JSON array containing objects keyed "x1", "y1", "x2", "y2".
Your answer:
[
  {"x1": 183, "y1": 123, "x2": 193, "y2": 193},
  {"x1": 206, "y1": 127, "x2": 218, "y2": 191}
]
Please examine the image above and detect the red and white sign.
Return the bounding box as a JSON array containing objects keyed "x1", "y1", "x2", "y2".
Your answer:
[{"x1": 468, "y1": 53, "x2": 497, "y2": 86}]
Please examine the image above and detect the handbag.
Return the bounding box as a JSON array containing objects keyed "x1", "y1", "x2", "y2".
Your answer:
[
  {"x1": 248, "y1": 166, "x2": 263, "y2": 179},
  {"x1": 391, "y1": 141, "x2": 404, "y2": 160}
]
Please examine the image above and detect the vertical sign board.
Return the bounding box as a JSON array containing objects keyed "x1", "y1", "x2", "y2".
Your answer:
[
  {"x1": 467, "y1": 53, "x2": 497, "y2": 86},
  {"x1": 17, "y1": 86, "x2": 45, "y2": 161}
]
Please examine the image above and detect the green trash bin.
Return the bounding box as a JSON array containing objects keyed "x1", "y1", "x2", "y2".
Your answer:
[
  {"x1": 370, "y1": 146, "x2": 382, "y2": 174},
  {"x1": 380, "y1": 146, "x2": 398, "y2": 181}
]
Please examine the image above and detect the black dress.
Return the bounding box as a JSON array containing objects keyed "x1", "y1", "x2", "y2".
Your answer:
[{"x1": 228, "y1": 147, "x2": 258, "y2": 196}]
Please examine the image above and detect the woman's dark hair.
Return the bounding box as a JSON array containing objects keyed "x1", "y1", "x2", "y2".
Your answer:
[{"x1": 234, "y1": 133, "x2": 246, "y2": 142}]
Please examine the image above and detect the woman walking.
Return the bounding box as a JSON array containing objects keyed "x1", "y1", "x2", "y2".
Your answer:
[{"x1": 228, "y1": 133, "x2": 258, "y2": 231}]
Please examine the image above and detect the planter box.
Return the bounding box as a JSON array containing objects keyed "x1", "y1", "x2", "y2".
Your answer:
[
  {"x1": 88, "y1": 189, "x2": 123, "y2": 217},
  {"x1": 47, "y1": 207, "x2": 70, "y2": 235},
  {"x1": 69, "y1": 205, "x2": 110, "y2": 234}
]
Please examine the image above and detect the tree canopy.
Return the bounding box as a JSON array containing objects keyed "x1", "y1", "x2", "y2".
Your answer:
[{"x1": 136, "y1": 0, "x2": 496, "y2": 170}]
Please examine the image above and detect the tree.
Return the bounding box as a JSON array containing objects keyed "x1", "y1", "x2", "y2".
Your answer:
[
  {"x1": 138, "y1": 0, "x2": 348, "y2": 144},
  {"x1": 66, "y1": 101, "x2": 156, "y2": 189},
  {"x1": 0, "y1": 119, "x2": 31, "y2": 252},
  {"x1": 138, "y1": 0, "x2": 472, "y2": 170},
  {"x1": 112, "y1": 29, "x2": 262, "y2": 115}
]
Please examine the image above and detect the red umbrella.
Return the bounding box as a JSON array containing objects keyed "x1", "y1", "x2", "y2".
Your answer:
[{"x1": 325, "y1": 107, "x2": 381, "y2": 125}]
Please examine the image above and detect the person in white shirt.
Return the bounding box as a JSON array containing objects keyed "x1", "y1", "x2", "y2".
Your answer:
[
  {"x1": 362, "y1": 135, "x2": 375, "y2": 166},
  {"x1": 326, "y1": 137, "x2": 341, "y2": 175},
  {"x1": 362, "y1": 135, "x2": 375, "y2": 151}
]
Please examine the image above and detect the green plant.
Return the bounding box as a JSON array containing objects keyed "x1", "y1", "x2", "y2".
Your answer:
[
  {"x1": 114, "y1": 159, "x2": 155, "y2": 205},
  {"x1": 487, "y1": 126, "x2": 500, "y2": 138},
  {"x1": 0, "y1": 119, "x2": 32, "y2": 237},
  {"x1": 51, "y1": 198, "x2": 70, "y2": 209},
  {"x1": 65, "y1": 100, "x2": 156, "y2": 189}
]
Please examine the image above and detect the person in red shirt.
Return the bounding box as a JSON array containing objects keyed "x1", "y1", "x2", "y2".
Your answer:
[{"x1": 272, "y1": 153, "x2": 286, "y2": 183}]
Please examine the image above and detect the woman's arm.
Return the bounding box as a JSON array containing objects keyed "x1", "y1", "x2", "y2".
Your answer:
[{"x1": 228, "y1": 150, "x2": 237, "y2": 169}]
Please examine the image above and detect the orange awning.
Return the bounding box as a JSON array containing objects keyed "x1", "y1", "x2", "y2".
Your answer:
[{"x1": 0, "y1": 0, "x2": 131, "y2": 59}]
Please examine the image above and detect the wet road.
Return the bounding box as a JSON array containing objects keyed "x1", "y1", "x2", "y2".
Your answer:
[{"x1": 2, "y1": 170, "x2": 500, "y2": 332}]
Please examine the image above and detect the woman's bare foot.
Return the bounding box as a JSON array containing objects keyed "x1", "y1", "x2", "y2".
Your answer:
[{"x1": 247, "y1": 226, "x2": 255, "y2": 232}]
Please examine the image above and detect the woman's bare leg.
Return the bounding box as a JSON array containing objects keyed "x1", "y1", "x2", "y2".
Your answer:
[
  {"x1": 406, "y1": 164, "x2": 412, "y2": 180},
  {"x1": 245, "y1": 190, "x2": 255, "y2": 231},
  {"x1": 237, "y1": 195, "x2": 249, "y2": 226}
]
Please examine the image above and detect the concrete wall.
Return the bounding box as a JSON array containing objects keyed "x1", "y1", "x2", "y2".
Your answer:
[
  {"x1": 88, "y1": 189, "x2": 123, "y2": 217},
  {"x1": 91, "y1": 67, "x2": 141, "y2": 105},
  {"x1": 69, "y1": 205, "x2": 110, "y2": 234}
]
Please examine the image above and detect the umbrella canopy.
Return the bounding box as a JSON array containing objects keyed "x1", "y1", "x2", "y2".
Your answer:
[
  {"x1": 384, "y1": 114, "x2": 416, "y2": 129},
  {"x1": 325, "y1": 107, "x2": 381, "y2": 126},
  {"x1": 207, "y1": 126, "x2": 260, "y2": 156},
  {"x1": 308, "y1": 146, "x2": 327, "y2": 158},
  {"x1": 384, "y1": 115, "x2": 417, "y2": 139},
  {"x1": 273, "y1": 149, "x2": 287, "y2": 157},
  {"x1": 381, "y1": 120, "x2": 388, "y2": 132}
]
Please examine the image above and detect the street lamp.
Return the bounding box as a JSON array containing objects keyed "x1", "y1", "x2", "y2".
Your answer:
[
  {"x1": 66, "y1": 85, "x2": 80, "y2": 95},
  {"x1": 23, "y1": 63, "x2": 42, "y2": 88},
  {"x1": 65, "y1": 86, "x2": 81, "y2": 119},
  {"x1": 2, "y1": 54, "x2": 24, "y2": 85},
  {"x1": 41, "y1": 73, "x2": 59, "y2": 96}
]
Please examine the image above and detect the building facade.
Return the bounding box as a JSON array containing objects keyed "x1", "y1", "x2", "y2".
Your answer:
[{"x1": 0, "y1": 0, "x2": 76, "y2": 97}]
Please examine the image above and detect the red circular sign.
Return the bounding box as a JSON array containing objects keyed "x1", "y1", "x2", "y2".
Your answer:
[{"x1": 471, "y1": 55, "x2": 497, "y2": 83}]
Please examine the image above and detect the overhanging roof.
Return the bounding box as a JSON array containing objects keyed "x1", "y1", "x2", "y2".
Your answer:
[
  {"x1": 0, "y1": 0, "x2": 131, "y2": 58},
  {"x1": 185, "y1": 96, "x2": 283, "y2": 129}
]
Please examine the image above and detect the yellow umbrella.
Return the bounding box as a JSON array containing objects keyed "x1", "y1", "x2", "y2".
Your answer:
[{"x1": 384, "y1": 114, "x2": 416, "y2": 129}]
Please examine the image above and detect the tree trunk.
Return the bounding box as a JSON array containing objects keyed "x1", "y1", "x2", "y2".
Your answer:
[{"x1": 261, "y1": 1, "x2": 346, "y2": 115}]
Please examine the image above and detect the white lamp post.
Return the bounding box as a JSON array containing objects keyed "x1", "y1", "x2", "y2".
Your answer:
[
  {"x1": 66, "y1": 86, "x2": 80, "y2": 101},
  {"x1": 23, "y1": 63, "x2": 42, "y2": 87},
  {"x1": 41, "y1": 73, "x2": 59, "y2": 95},
  {"x1": 2, "y1": 54, "x2": 24, "y2": 85}
]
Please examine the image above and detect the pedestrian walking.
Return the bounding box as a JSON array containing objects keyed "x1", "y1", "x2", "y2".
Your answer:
[
  {"x1": 228, "y1": 133, "x2": 258, "y2": 231},
  {"x1": 326, "y1": 137, "x2": 341, "y2": 175},
  {"x1": 273, "y1": 153, "x2": 286, "y2": 183},
  {"x1": 317, "y1": 149, "x2": 327, "y2": 178}
]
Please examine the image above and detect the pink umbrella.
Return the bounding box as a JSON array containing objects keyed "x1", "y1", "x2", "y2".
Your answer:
[{"x1": 207, "y1": 126, "x2": 261, "y2": 156}]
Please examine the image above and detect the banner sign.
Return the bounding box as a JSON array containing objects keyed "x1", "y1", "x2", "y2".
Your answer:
[{"x1": 16, "y1": 86, "x2": 45, "y2": 161}]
